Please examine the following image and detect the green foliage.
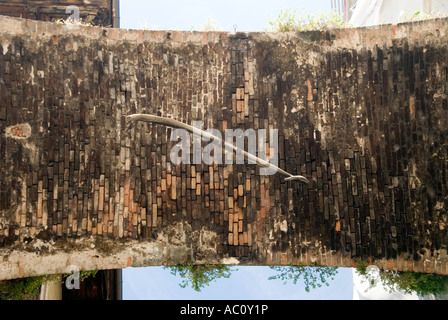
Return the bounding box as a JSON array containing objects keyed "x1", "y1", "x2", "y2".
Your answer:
[
  {"x1": 399, "y1": 9, "x2": 448, "y2": 23},
  {"x1": 266, "y1": 8, "x2": 352, "y2": 32},
  {"x1": 55, "y1": 18, "x2": 94, "y2": 27},
  {"x1": 355, "y1": 260, "x2": 448, "y2": 297},
  {"x1": 165, "y1": 264, "x2": 234, "y2": 292},
  {"x1": 0, "y1": 275, "x2": 53, "y2": 300},
  {"x1": 372, "y1": 270, "x2": 448, "y2": 297},
  {"x1": 354, "y1": 259, "x2": 370, "y2": 275},
  {"x1": 268, "y1": 263, "x2": 339, "y2": 292},
  {"x1": 140, "y1": 23, "x2": 171, "y2": 31},
  {"x1": 63, "y1": 270, "x2": 99, "y2": 282},
  {"x1": 0, "y1": 270, "x2": 98, "y2": 300},
  {"x1": 190, "y1": 18, "x2": 219, "y2": 31}
]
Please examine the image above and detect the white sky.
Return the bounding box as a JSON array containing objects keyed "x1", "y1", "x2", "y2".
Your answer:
[{"x1": 119, "y1": 0, "x2": 331, "y2": 31}]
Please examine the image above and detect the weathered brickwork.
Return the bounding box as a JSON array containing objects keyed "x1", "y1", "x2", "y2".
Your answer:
[{"x1": 0, "y1": 15, "x2": 448, "y2": 279}]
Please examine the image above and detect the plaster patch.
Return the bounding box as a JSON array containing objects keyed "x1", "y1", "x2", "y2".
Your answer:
[
  {"x1": 5, "y1": 123, "x2": 32, "y2": 140},
  {"x1": 2, "y1": 41, "x2": 9, "y2": 55},
  {"x1": 30, "y1": 65, "x2": 35, "y2": 85},
  {"x1": 280, "y1": 220, "x2": 288, "y2": 233},
  {"x1": 221, "y1": 257, "x2": 240, "y2": 265}
]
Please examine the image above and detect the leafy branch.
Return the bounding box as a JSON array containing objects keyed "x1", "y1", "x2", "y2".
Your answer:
[
  {"x1": 266, "y1": 8, "x2": 352, "y2": 32},
  {"x1": 164, "y1": 264, "x2": 235, "y2": 292},
  {"x1": 268, "y1": 263, "x2": 339, "y2": 292},
  {"x1": 355, "y1": 259, "x2": 448, "y2": 297}
]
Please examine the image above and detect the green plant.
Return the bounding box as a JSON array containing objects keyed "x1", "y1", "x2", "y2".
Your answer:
[
  {"x1": 80, "y1": 270, "x2": 98, "y2": 280},
  {"x1": 55, "y1": 17, "x2": 94, "y2": 27},
  {"x1": 355, "y1": 261, "x2": 448, "y2": 297},
  {"x1": 190, "y1": 17, "x2": 219, "y2": 31},
  {"x1": 0, "y1": 270, "x2": 98, "y2": 300},
  {"x1": 399, "y1": 9, "x2": 448, "y2": 23},
  {"x1": 266, "y1": 8, "x2": 352, "y2": 32},
  {"x1": 140, "y1": 23, "x2": 171, "y2": 31},
  {"x1": 354, "y1": 259, "x2": 370, "y2": 275},
  {"x1": 269, "y1": 263, "x2": 339, "y2": 292},
  {"x1": 0, "y1": 275, "x2": 55, "y2": 300},
  {"x1": 165, "y1": 264, "x2": 234, "y2": 292},
  {"x1": 63, "y1": 270, "x2": 99, "y2": 282},
  {"x1": 379, "y1": 271, "x2": 448, "y2": 297}
]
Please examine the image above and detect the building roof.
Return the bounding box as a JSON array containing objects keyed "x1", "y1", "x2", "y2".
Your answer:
[{"x1": 0, "y1": 0, "x2": 119, "y2": 27}]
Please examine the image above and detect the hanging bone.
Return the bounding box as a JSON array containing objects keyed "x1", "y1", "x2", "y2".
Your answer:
[{"x1": 127, "y1": 114, "x2": 310, "y2": 184}]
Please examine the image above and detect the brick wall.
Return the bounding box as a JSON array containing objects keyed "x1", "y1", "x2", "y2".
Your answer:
[{"x1": 0, "y1": 15, "x2": 448, "y2": 279}]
